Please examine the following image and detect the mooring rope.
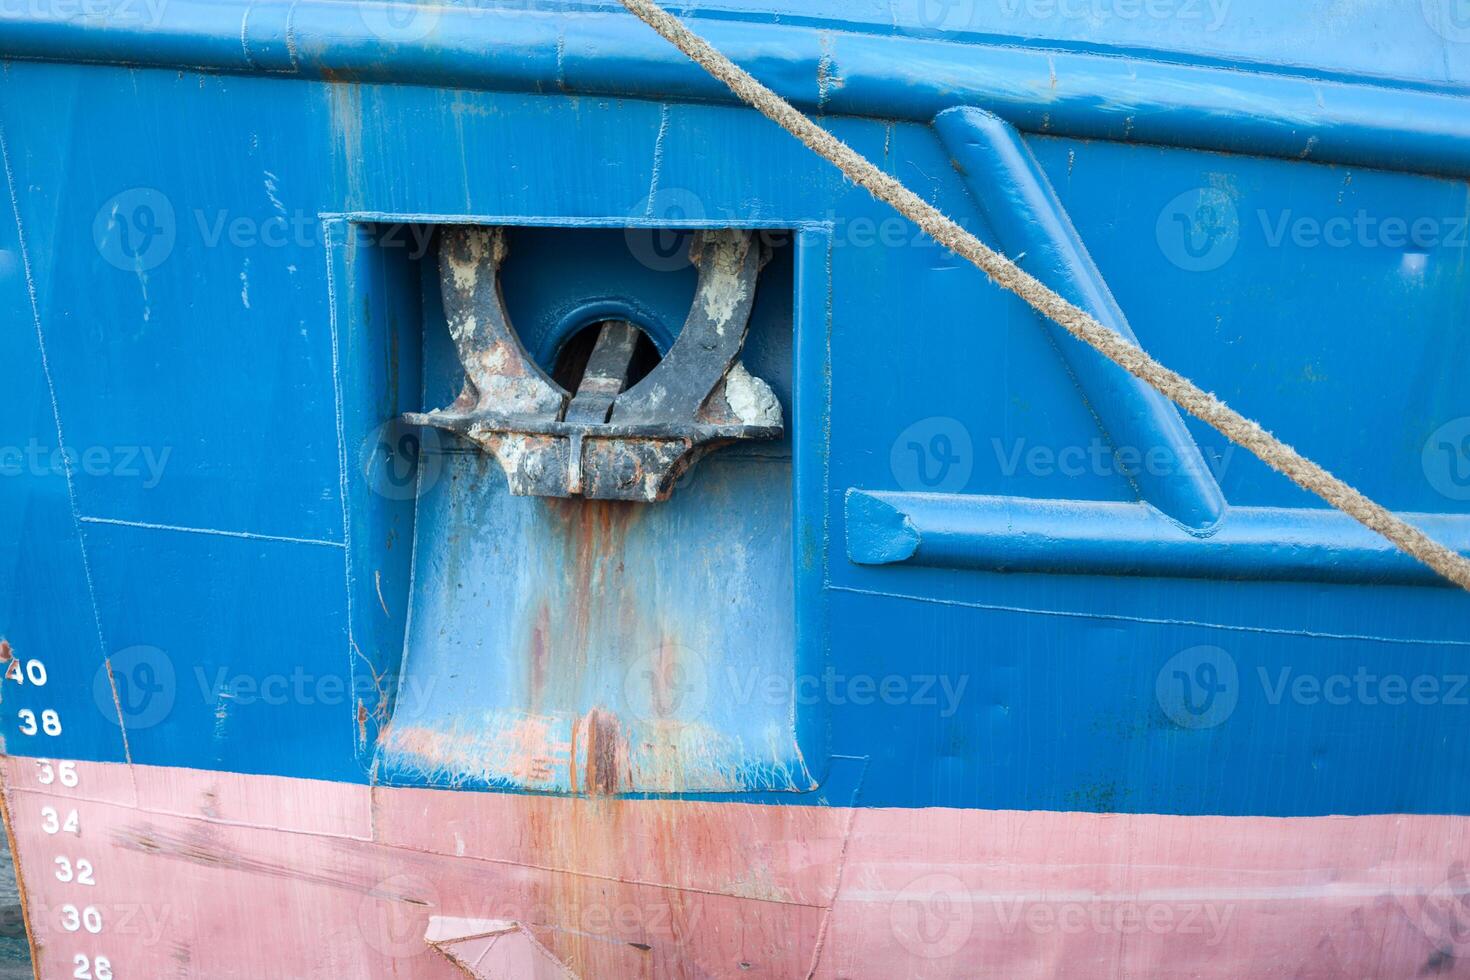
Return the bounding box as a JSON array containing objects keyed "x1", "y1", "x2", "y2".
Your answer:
[{"x1": 616, "y1": 0, "x2": 1470, "y2": 592}]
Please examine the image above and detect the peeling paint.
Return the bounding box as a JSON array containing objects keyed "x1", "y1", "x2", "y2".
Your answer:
[{"x1": 722, "y1": 362, "x2": 782, "y2": 428}]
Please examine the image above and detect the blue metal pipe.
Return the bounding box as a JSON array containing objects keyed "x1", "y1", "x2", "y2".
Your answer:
[
  {"x1": 846, "y1": 489, "x2": 1470, "y2": 585},
  {"x1": 1, "y1": 1, "x2": 1468, "y2": 177},
  {"x1": 934, "y1": 106, "x2": 1226, "y2": 532}
]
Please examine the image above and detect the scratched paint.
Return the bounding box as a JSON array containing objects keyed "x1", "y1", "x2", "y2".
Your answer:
[
  {"x1": 3, "y1": 4, "x2": 1470, "y2": 976},
  {"x1": 377, "y1": 448, "x2": 808, "y2": 794},
  {"x1": 369, "y1": 226, "x2": 805, "y2": 794},
  {"x1": 8, "y1": 758, "x2": 1470, "y2": 978}
]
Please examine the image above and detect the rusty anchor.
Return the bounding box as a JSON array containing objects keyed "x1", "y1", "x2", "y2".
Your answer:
[{"x1": 403, "y1": 226, "x2": 783, "y2": 502}]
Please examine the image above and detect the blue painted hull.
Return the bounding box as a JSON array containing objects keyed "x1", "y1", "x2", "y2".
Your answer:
[{"x1": 1, "y1": 2, "x2": 1469, "y2": 974}]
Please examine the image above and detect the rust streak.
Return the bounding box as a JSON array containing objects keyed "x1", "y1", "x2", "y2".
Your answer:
[{"x1": 581, "y1": 708, "x2": 622, "y2": 796}]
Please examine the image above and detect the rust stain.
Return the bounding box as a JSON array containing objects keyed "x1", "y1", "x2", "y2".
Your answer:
[
  {"x1": 326, "y1": 81, "x2": 365, "y2": 209},
  {"x1": 577, "y1": 708, "x2": 623, "y2": 796},
  {"x1": 0, "y1": 639, "x2": 11, "y2": 662},
  {"x1": 385, "y1": 715, "x2": 568, "y2": 787},
  {"x1": 528, "y1": 602, "x2": 551, "y2": 710},
  {"x1": 520, "y1": 498, "x2": 645, "y2": 711}
]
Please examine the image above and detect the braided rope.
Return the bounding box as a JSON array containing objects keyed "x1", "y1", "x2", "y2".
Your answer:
[{"x1": 617, "y1": 0, "x2": 1470, "y2": 591}]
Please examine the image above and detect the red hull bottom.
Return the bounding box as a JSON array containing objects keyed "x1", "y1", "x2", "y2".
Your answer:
[{"x1": 3, "y1": 757, "x2": 1467, "y2": 978}]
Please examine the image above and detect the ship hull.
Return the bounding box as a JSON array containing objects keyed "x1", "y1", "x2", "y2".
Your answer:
[{"x1": 7, "y1": 757, "x2": 1470, "y2": 978}]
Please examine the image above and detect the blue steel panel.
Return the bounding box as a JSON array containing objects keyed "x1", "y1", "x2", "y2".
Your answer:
[
  {"x1": 78, "y1": 522, "x2": 360, "y2": 781},
  {"x1": 0, "y1": 137, "x2": 129, "y2": 767},
  {"x1": 1033, "y1": 135, "x2": 1470, "y2": 513},
  {"x1": 827, "y1": 589, "x2": 1470, "y2": 817},
  {"x1": 2, "y1": 2, "x2": 1468, "y2": 175},
  {"x1": 0, "y1": 69, "x2": 344, "y2": 544},
  {"x1": 635, "y1": 0, "x2": 1470, "y2": 90},
  {"x1": 0, "y1": 31, "x2": 1466, "y2": 818}
]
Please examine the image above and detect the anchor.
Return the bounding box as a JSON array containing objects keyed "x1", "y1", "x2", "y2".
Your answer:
[{"x1": 404, "y1": 226, "x2": 783, "y2": 502}]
